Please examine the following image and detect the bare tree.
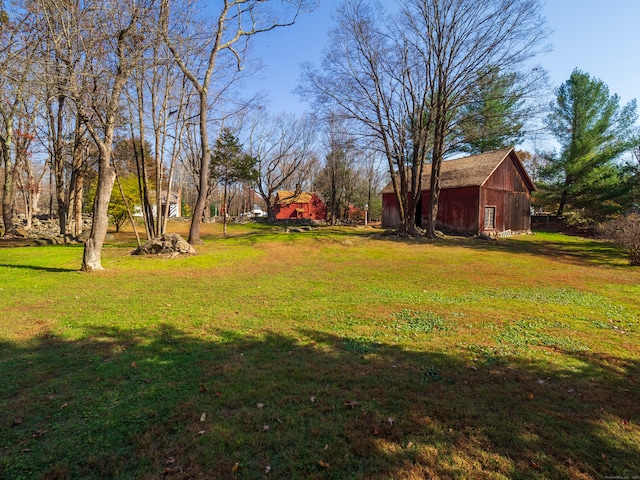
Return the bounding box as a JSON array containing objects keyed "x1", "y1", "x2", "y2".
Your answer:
[
  {"x1": 247, "y1": 111, "x2": 317, "y2": 219},
  {"x1": 34, "y1": 0, "x2": 158, "y2": 270},
  {"x1": 399, "y1": 0, "x2": 548, "y2": 237},
  {"x1": 300, "y1": 1, "x2": 429, "y2": 235},
  {"x1": 0, "y1": 8, "x2": 35, "y2": 237},
  {"x1": 160, "y1": 0, "x2": 315, "y2": 245},
  {"x1": 14, "y1": 97, "x2": 45, "y2": 229},
  {"x1": 302, "y1": 0, "x2": 547, "y2": 237},
  {"x1": 76, "y1": 1, "x2": 158, "y2": 270}
]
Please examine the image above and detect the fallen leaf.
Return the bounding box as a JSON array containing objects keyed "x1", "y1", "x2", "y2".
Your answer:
[
  {"x1": 60, "y1": 403, "x2": 68, "y2": 409},
  {"x1": 373, "y1": 426, "x2": 380, "y2": 435},
  {"x1": 310, "y1": 396, "x2": 316, "y2": 403},
  {"x1": 319, "y1": 460, "x2": 330, "y2": 468},
  {"x1": 199, "y1": 385, "x2": 208, "y2": 393},
  {"x1": 13, "y1": 417, "x2": 23, "y2": 426},
  {"x1": 344, "y1": 400, "x2": 359, "y2": 409},
  {"x1": 263, "y1": 424, "x2": 269, "y2": 432},
  {"x1": 200, "y1": 412, "x2": 207, "y2": 422},
  {"x1": 406, "y1": 441, "x2": 413, "y2": 448},
  {"x1": 527, "y1": 393, "x2": 534, "y2": 400},
  {"x1": 131, "y1": 361, "x2": 138, "y2": 369},
  {"x1": 387, "y1": 417, "x2": 394, "y2": 426},
  {"x1": 530, "y1": 460, "x2": 538, "y2": 469},
  {"x1": 324, "y1": 444, "x2": 329, "y2": 450},
  {"x1": 165, "y1": 456, "x2": 175, "y2": 465},
  {"x1": 198, "y1": 430, "x2": 205, "y2": 435},
  {"x1": 256, "y1": 403, "x2": 264, "y2": 409},
  {"x1": 32, "y1": 429, "x2": 49, "y2": 438},
  {"x1": 231, "y1": 462, "x2": 239, "y2": 473},
  {"x1": 264, "y1": 465, "x2": 271, "y2": 474},
  {"x1": 215, "y1": 391, "x2": 222, "y2": 397}
]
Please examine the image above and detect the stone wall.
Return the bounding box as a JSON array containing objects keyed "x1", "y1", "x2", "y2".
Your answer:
[{"x1": 1, "y1": 215, "x2": 93, "y2": 244}]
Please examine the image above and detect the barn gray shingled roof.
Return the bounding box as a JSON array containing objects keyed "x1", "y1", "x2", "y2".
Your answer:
[{"x1": 380, "y1": 148, "x2": 533, "y2": 194}]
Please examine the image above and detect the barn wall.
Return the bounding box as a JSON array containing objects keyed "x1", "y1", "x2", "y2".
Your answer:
[
  {"x1": 483, "y1": 156, "x2": 530, "y2": 193},
  {"x1": 480, "y1": 156, "x2": 532, "y2": 233},
  {"x1": 420, "y1": 186, "x2": 480, "y2": 234},
  {"x1": 382, "y1": 193, "x2": 402, "y2": 227},
  {"x1": 480, "y1": 189, "x2": 531, "y2": 233}
]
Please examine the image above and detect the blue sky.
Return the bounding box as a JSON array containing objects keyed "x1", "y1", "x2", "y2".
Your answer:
[{"x1": 246, "y1": 0, "x2": 639, "y2": 149}]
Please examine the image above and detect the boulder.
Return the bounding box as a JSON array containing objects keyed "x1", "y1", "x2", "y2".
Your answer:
[{"x1": 131, "y1": 233, "x2": 196, "y2": 256}]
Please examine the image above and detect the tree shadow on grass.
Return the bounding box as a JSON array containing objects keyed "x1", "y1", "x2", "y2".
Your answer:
[
  {"x1": 0, "y1": 263, "x2": 77, "y2": 273},
  {"x1": 442, "y1": 235, "x2": 626, "y2": 268},
  {"x1": 0, "y1": 326, "x2": 638, "y2": 479}
]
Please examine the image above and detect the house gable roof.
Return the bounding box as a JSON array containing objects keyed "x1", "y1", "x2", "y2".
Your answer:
[
  {"x1": 380, "y1": 147, "x2": 535, "y2": 194},
  {"x1": 276, "y1": 190, "x2": 314, "y2": 205}
]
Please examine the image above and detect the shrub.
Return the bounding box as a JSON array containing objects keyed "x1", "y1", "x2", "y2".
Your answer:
[{"x1": 599, "y1": 213, "x2": 640, "y2": 266}]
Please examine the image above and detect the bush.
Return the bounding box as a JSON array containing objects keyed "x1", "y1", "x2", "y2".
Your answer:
[{"x1": 599, "y1": 214, "x2": 640, "y2": 266}]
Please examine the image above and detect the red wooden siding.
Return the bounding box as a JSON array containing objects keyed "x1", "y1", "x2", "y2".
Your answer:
[
  {"x1": 381, "y1": 149, "x2": 533, "y2": 234},
  {"x1": 479, "y1": 156, "x2": 532, "y2": 233},
  {"x1": 419, "y1": 186, "x2": 480, "y2": 234},
  {"x1": 274, "y1": 194, "x2": 327, "y2": 220},
  {"x1": 382, "y1": 193, "x2": 402, "y2": 227}
]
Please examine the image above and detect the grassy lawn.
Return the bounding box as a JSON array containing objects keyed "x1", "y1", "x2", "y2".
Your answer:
[{"x1": 1, "y1": 222, "x2": 638, "y2": 479}]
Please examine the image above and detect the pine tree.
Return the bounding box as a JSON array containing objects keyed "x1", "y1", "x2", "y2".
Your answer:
[
  {"x1": 540, "y1": 69, "x2": 638, "y2": 219},
  {"x1": 210, "y1": 129, "x2": 258, "y2": 235},
  {"x1": 457, "y1": 67, "x2": 525, "y2": 154}
]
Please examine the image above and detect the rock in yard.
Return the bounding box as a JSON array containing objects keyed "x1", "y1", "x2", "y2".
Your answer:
[{"x1": 132, "y1": 233, "x2": 196, "y2": 256}]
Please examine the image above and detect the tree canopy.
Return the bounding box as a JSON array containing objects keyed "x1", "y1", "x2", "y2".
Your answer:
[
  {"x1": 539, "y1": 69, "x2": 639, "y2": 219},
  {"x1": 456, "y1": 67, "x2": 526, "y2": 154}
]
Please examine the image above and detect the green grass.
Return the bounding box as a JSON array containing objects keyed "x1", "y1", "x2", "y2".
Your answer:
[{"x1": 0, "y1": 223, "x2": 639, "y2": 479}]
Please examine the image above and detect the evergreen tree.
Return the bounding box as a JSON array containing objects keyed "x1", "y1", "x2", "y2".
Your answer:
[
  {"x1": 540, "y1": 69, "x2": 638, "y2": 218},
  {"x1": 457, "y1": 67, "x2": 525, "y2": 154},
  {"x1": 210, "y1": 128, "x2": 258, "y2": 235}
]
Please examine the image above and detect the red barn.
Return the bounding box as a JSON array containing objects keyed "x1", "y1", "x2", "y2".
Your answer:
[
  {"x1": 274, "y1": 190, "x2": 327, "y2": 221},
  {"x1": 381, "y1": 148, "x2": 535, "y2": 236}
]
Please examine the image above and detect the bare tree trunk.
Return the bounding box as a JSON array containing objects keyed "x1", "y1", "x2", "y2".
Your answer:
[
  {"x1": 1, "y1": 130, "x2": 19, "y2": 237},
  {"x1": 222, "y1": 181, "x2": 228, "y2": 236},
  {"x1": 49, "y1": 96, "x2": 69, "y2": 235},
  {"x1": 83, "y1": 154, "x2": 116, "y2": 271},
  {"x1": 426, "y1": 111, "x2": 446, "y2": 239},
  {"x1": 188, "y1": 92, "x2": 210, "y2": 244},
  {"x1": 68, "y1": 124, "x2": 87, "y2": 237}
]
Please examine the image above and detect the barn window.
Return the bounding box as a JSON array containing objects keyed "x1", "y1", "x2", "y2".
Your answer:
[{"x1": 484, "y1": 206, "x2": 496, "y2": 229}]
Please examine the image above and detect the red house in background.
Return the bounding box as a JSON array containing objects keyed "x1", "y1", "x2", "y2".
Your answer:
[
  {"x1": 274, "y1": 190, "x2": 327, "y2": 221},
  {"x1": 381, "y1": 148, "x2": 535, "y2": 236}
]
